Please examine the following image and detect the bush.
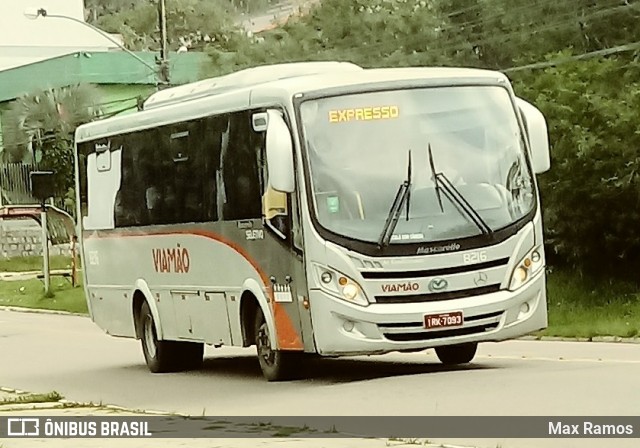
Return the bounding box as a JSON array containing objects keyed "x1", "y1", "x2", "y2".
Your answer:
[{"x1": 513, "y1": 56, "x2": 640, "y2": 276}]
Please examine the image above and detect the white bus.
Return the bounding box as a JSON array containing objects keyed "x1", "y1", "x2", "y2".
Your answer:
[{"x1": 74, "y1": 61, "x2": 551, "y2": 381}]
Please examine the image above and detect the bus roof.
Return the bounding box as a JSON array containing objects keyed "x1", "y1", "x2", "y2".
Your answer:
[
  {"x1": 142, "y1": 61, "x2": 364, "y2": 110},
  {"x1": 76, "y1": 62, "x2": 509, "y2": 142}
]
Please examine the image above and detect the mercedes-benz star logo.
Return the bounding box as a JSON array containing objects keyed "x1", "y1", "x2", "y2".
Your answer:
[
  {"x1": 474, "y1": 272, "x2": 488, "y2": 286},
  {"x1": 428, "y1": 278, "x2": 448, "y2": 292}
]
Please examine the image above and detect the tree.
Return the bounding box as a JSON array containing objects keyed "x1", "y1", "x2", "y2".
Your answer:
[
  {"x1": 3, "y1": 84, "x2": 102, "y2": 196},
  {"x1": 513, "y1": 55, "x2": 640, "y2": 276},
  {"x1": 205, "y1": 0, "x2": 474, "y2": 76},
  {"x1": 90, "y1": 0, "x2": 245, "y2": 52},
  {"x1": 433, "y1": 0, "x2": 640, "y2": 70}
]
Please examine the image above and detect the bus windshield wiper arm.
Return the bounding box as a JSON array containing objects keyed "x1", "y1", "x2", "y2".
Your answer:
[
  {"x1": 428, "y1": 143, "x2": 445, "y2": 213},
  {"x1": 378, "y1": 150, "x2": 412, "y2": 248},
  {"x1": 428, "y1": 144, "x2": 492, "y2": 235}
]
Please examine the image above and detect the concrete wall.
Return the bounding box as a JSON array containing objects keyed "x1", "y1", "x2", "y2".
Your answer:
[{"x1": 0, "y1": 221, "x2": 71, "y2": 260}]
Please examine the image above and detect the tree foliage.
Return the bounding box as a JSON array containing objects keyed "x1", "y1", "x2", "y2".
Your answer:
[
  {"x1": 513, "y1": 56, "x2": 640, "y2": 275},
  {"x1": 85, "y1": 0, "x2": 280, "y2": 51},
  {"x1": 206, "y1": 0, "x2": 479, "y2": 74},
  {"x1": 3, "y1": 85, "x2": 102, "y2": 195}
]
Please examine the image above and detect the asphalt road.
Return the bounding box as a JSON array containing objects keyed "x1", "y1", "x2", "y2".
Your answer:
[{"x1": 1, "y1": 310, "x2": 639, "y2": 448}]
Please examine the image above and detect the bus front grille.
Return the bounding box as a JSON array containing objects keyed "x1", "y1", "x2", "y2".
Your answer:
[
  {"x1": 374, "y1": 284, "x2": 501, "y2": 303},
  {"x1": 361, "y1": 258, "x2": 509, "y2": 280}
]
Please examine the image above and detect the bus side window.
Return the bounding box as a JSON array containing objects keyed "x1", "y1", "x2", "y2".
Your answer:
[
  {"x1": 220, "y1": 111, "x2": 263, "y2": 221},
  {"x1": 77, "y1": 142, "x2": 91, "y2": 223},
  {"x1": 203, "y1": 116, "x2": 225, "y2": 222}
]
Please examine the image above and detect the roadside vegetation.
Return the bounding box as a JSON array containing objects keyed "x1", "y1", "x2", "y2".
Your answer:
[
  {"x1": 0, "y1": 391, "x2": 62, "y2": 406},
  {"x1": 0, "y1": 255, "x2": 75, "y2": 273},
  {"x1": 0, "y1": 277, "x2": 87, "y2": 314},
  {"x1": 544, "y1": 270, "x2": 640, "y2": 338}
]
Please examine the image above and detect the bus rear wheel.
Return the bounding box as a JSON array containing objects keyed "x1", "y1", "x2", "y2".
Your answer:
[
  {"x1": 435, "y1": 343, "x2": 478, "y2": 365},
  {"x1": 140, "y1": 301, "x2": 203, "y2": 373},
  {"x1": 254, "y1": 309, "x2": 298, "y2": 381}
]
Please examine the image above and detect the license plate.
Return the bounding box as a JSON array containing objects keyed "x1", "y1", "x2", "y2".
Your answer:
[{"x1": 424, "y1": 311, "x2": 464, "y2": 330}]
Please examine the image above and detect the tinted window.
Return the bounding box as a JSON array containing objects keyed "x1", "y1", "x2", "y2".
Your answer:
[{"x1": 110, "y1": 110, "x2": 267, "y2": 227}]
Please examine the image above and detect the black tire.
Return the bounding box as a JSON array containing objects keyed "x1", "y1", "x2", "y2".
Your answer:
[
  {"x1": 254, "y1": 308, "x2": 298, "y2": 381},
  {"x1": 139, "y1": 301, "x2": 203, "y2": 373},
  {"x1": 435, "y1": 343, "x2": 478, "y2": 365}
]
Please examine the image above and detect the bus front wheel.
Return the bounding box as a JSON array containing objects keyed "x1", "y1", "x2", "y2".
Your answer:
[
  {"x1": 434, "y1": 343, "x2": 478, "y2": 365},
  {"x1": 254, "y1": 309, "x2": 298, "y2": 381},
  {"x1": 140, "y1": 301, "x2": 203, "y2": 373}
]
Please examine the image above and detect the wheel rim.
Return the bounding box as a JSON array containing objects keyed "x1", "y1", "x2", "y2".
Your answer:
[
  {"x1": 143, "y1": 315, "x2": 158, "y2": 359},
  {"x1": 257, "y1": 322, "x2": 276, "y2": 367}
]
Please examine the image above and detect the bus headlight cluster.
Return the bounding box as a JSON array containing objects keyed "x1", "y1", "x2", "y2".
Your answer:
[
  {"x1": 314, "y1": 264, "x2": 369, "y2": 306},
  {"x1": 509, "y1": 246, "x2": 544, "y2": 291}
]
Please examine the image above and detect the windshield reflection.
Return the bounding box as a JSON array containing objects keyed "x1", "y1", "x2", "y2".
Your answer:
[{"x1": 300, "y1": 86, "x2": 535, "y2": 245}]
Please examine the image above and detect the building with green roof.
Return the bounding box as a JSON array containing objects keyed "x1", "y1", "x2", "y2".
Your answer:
[{"x1": 0, "y1": 50, "x2": 210, "y2": 161}]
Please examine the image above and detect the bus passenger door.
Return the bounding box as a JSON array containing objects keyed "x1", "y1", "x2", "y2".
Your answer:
[{"x1": 262, "y1": 187, "x2": 310, "y2": 352}]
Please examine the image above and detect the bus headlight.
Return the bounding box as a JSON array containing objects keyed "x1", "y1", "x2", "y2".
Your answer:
[
  {"x1": 313, "y1": 264, "x2": 369, "y2": 306},
  {"x1": 509, "y1": 246, "x2": 544, "y2": 291}
]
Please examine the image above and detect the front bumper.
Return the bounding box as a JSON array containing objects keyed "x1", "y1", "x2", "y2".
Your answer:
[{"x1": 309, "y1": 270, "x2": 547, "y2": 356}]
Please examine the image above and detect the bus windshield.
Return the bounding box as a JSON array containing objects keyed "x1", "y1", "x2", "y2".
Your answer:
[{"x1": 299, "y1": 85, "x2": 535, "y2": 245}]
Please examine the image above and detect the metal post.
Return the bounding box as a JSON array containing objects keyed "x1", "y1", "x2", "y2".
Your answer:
[
  {"x1": 71, "y1": 236, "x2": 77, "y2": 287},
  {"x1": 41, "y1": 206, "x2": 50, "y2": 294},
  {"x1": 158, "y1": 0, "x2": 170, "y2": 85}
]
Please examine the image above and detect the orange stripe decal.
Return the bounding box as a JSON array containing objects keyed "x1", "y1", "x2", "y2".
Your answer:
[
  {"x1": 84, "y1": 229, "x2": 304, "y2": 350},
  {"x1": 271, "y1": 302, "x2": 303, "y2": 350}
]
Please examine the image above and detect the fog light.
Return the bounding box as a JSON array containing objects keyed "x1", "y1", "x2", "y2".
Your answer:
[
  {"x1": 343, "y1": 320, "x2": 355, "y2": 332},
  {"x1": 320, "y1": 271, "x2": 332, "y2": 284},
  {"x1": 520, "y1": 302, "x2": 530, "y2": 314}
]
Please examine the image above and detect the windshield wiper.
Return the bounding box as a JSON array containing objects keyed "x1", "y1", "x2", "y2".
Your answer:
[
  {"x1": 427, "y1": 144, "x2": 492, "y2": 235},
  {"x1": 428, "y1": 143, "x2": 445, "y2": 213},
  {"x1": 378, "y1": 150, "x2": 412, "y2": 248}
]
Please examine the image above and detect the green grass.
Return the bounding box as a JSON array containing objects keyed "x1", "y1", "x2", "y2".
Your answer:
[
  {"x1": 0, "y1": 278, "x2": 88, "y2": 314},
  {"x1": 0, "y1": 255, "x2": 76, "y2": 273},
  {"x1": 542, "y1": 269, "x2": 640, "y2": 338},
  {"x1": 0, "y1": 391, "x2": 63, "y2": 406}
]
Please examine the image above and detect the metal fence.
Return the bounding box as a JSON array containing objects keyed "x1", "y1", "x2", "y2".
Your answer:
[
  {"x1": 0, "y1": 163, "x2": 73, "y2": 214},
  {"x1": 0, "y1": 162, "x2": 76, "y2": 246},
  {"x1": 0, "y1": 163, "x2": 38, "y2": 207}
]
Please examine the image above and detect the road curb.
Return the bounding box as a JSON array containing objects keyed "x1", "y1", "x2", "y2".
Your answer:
[
  {"x1": 0, "y1": 305, "x2": 87, "y2": 317},
  {"x1": 518, "y1": 335, "x2": 640, "y2": 344},
  {"x1": 1, "y1": 387, "x2": 178, "y2": 416}
]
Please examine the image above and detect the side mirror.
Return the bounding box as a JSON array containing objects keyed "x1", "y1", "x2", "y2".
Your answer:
[
  {"x1": 30, "y1": 171, "x2": 55, "y2": 204},
  {"x1": 260, "y1": 109, "x2": 295, "y2": 193},
  {"x1": 516, "y1": 98, "x2": 550, "y2": 174}
]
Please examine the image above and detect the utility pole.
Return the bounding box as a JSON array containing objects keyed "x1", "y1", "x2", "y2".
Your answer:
[{"x1": 157, "y1": 0, "x2": 170, "y2": 86}]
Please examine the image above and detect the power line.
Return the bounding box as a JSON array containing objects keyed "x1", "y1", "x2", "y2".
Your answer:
[
  {"x1": 439, "y1": 0, "x2": 619, "y2": 34},
  {"x1": 502, "y1": 40, "x2": 640, "y2": 72},
  {"x1": 435, "y1": 2, "x2": 640, "y2": 54},
  {"x1": 327, "y1": 2, "x2": 639, "y2": 59}
]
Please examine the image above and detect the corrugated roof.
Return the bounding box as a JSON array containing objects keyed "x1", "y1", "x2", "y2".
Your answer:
[{"x1": 0, "y1": 50, "x2": 209, "y2": 103}]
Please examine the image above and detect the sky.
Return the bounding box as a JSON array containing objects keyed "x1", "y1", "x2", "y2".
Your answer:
[{"x1": 0, "y1": 0, "x2": 119, "y2": 71}]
